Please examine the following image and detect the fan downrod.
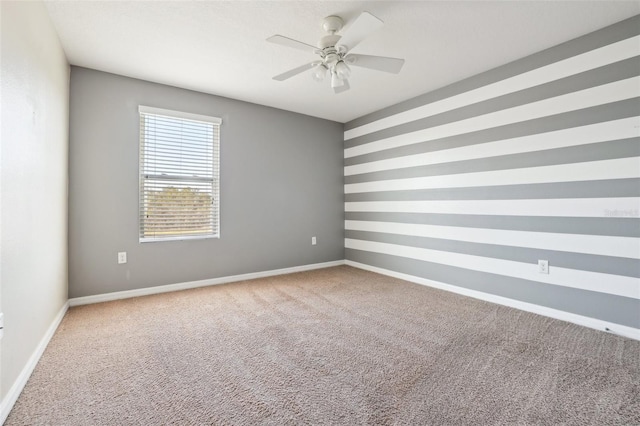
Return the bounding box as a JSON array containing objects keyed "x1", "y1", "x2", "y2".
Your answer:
[{"x1": 318, "y1": 16, "x2": 344, "y2": 50}]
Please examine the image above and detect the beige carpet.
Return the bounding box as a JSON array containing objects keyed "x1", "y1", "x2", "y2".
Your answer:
[{"x1": 6, "y1": 266, "x2": 640, "y2": 425}]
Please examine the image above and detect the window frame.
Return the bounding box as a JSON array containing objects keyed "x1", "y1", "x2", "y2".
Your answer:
[{"x1": 138, "y1": 105, "x2": 221, "y2": 243}]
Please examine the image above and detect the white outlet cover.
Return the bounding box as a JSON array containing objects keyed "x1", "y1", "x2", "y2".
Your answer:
[
  {"x1": 538, "y1": 260, "x2": 549, "y2": 274},
  {"x1": 311, "y1": 236, "x2": 317, "y2": 245},
  {"x1": 118, "y1": 252, "x2": 127, "y2": 264}
]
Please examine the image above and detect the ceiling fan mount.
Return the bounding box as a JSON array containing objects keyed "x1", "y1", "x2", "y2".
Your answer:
[
  {"x1": 267, "y1": 12, "x2": 405, "y2": 94},
  {"x1": 321, "y1": 15, "x2": 344, "y2": 34}
]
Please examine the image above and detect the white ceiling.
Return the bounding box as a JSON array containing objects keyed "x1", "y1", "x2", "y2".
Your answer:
[{"x1": 44, "y1": 1, "x2": 639, "y2": 123}]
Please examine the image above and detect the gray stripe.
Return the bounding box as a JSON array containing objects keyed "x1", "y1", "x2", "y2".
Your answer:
[
  {"x1": 345, "y1": 179, "x2": 640, "y2": 202},
  {"x1": 345, "y1": 99, "x2": 639, "y2": 167},
  {"x1": 345, "y1": 249, "x2": 640, "y2": 328},
  {"x1": 346, "y1": 57, "x2": 639, "y2": 147},
  {"x1": 344, "y1": 212, "x2": 640, "y2": 238},
  {"x1": 345, "y1": 138, "x2": 639, "y2": 184},
  {"x1": 345, "y1": 15, "x2": 640, "y2": 131},
  {"x1": 345, "y1": 230, "x2": 640, "y2": 278}
]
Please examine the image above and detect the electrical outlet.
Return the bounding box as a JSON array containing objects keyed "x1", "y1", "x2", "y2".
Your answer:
[
  {"x1": 118, "y1": 252, "x2": 127, "y2": 264},
  {"x1": 311, "y1": 236, "x2": 317, "y2": 246},
  {"x1": 538, "y1": 260, "x2": 549, "y2": 274}
]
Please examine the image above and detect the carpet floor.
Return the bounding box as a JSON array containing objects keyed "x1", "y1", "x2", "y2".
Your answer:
[{"x1": 6, "y1": 266, "x2": 640, "y2": 425}]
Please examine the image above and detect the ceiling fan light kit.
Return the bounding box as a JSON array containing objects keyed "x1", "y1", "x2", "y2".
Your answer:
[
  {"x1": 267, "y1": 11, "x2": 405, "y2": 94},
  {"x1": 334, "y1": 61, "x2": 351, "y2": 79},
  {"x1": 312, "y1": 64, "x2": 328, "y2": 82},
  {"x1": 330, "y1": 72, "x2": 344, "y2": 88}
]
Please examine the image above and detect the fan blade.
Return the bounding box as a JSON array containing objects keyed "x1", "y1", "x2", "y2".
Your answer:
[
  {"x1": 267, "y1": 35, "x2": 317, "y2": 53},
  {"x1": 346, "y1": 53, "x2": 405, "y2": 74},
  {"x1": 273, "y1": 62, "x2": 317, "y2": 81},
  {"x1": 333, "y1": 79, "x2": 350, "y2": 94},
  {"x1": 337, "y1": 11, "x2": 384, "y2": 53}
]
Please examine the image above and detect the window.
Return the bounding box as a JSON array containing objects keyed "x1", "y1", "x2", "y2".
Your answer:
[{"x1": 139, "y1": 106, "x2": 221, "y2": 242}]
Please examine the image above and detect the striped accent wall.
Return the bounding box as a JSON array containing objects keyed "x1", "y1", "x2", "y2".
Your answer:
[{"x1": 343, "y1": 15, "x2": 640, "y2": 331}]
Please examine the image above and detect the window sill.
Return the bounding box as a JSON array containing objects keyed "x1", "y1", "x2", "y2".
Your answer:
[{"x1": 139, "y1": 234, "x2": 220, "y2": 243}]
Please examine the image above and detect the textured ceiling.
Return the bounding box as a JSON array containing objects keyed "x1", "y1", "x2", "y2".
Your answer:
[{"x1": 44, "y1": 1, "x2": 639, "y2": 123}]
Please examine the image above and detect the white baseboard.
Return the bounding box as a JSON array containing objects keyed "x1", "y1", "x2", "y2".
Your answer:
[
  {"x1": 0, "y1": 301, "x2": 70, "y2": 425},
  {"x1": 346, "y1": 260, "x2": 640, "y2": 341},
  {"x1": 1, "y1": 260, "x2": 344, "y2": 424},
  {"x1": 5, "y1": 258, "x2": 634, "y2": 426},
  {"x1": 69, "y1": 260, "x2": 345, "y2": 307}
]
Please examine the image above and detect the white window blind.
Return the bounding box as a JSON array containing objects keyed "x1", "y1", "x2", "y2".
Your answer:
[{"x1": 139, "y1": 106, "x2": 221, "y2": 242}]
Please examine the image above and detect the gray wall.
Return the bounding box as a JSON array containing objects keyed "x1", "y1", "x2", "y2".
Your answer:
[
  {"x1": 69, "y1": 67, "x2": 344, "y2": 298},
  {"x1": 1, "y1": 0, "x2": 69, "y2": 404},
  {"x1": 344, "y1": 16, "x2": 640, "y2": 329}
]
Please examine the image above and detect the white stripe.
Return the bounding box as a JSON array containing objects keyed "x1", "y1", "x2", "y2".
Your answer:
[
  {"x1": 345, "y1": 117, "x2": 640, "y2": 176},
  {"x1": 345, "y1": 220, "x2": 640, "y2": 260},
  {"x1": 345, "y1": 198, "x2": 640, "y2": 218},
  {"x1": 345, "y1": 239, "x2": 640, "y2": 299},
  {"x1": 345, "y1": 157, "x2": 640, "y2": 193},
  {"x1": 345, "y1": 77, "x2": 640, "y2": 158},
  {"x1": 345, "y1": 36, "x2": 640, "y2": 140}
]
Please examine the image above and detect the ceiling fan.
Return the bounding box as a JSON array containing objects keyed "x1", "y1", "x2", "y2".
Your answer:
[{"x1": 267, "y1": 11, "x2": 405, "y2": 94}]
